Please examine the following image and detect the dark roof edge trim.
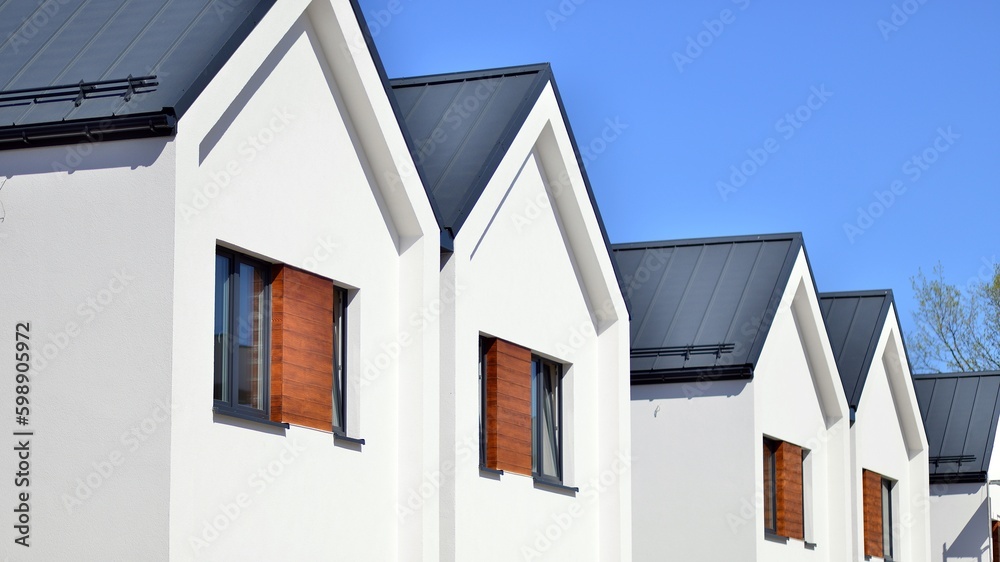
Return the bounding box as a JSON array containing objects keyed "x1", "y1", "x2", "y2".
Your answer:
[
  {"x1": 612, "y1": 232, "x2": 803, "y2": 252},
  {"x1": 744, "y1": 234, "x2": 806, "y2": 367},
  {"x1": 173, "y1": 0, "x2": 278, "y2": 118},
  {"x1": 630, "y1": 364, "x2": 754, "y2": 385},
  {"x1": 929, "y1": 472, "x2": 988, "y2": 485},
  {"x1": 547, "y1": 72, "x2": 630, "y2": 319},
  {"x1": 348, "y1": 0, "x2": 446, "y2": 238},
  {"x1": 913, "y1": 371, "x2": 1000, "y2": 379},
  {"x1": 390, "y1": 63, "x2": 553, "y2": 88},
  {"x1": 0, "y1": 111, "x2": 176, "y2": 151}
]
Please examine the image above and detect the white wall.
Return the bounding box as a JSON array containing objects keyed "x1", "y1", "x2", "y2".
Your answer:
[
  {"x1": 438, "y1": 84, "x2": 631, "y2": 561},
  {"x1": 0, "y1": 138, "x2": 176, "y2": 561},
  {"x1": 852, "y1": 313, "x2": 930, "y2": 562},
  {"x1": 630, "y1": 380, "x2": 758, "y2": 561},
  {"x1": 166, "y1": 1, "x2": 438, "y2": 560},
  {"x1": 755, "y1": 255, "x2": 851, "y2": 562},
  {"x1": 928, "y1": 483, "x2": 991, "y2": 562}
]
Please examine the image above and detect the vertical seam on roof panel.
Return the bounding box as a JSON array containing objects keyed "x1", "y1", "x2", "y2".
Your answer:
[
  {"x1": 46, "y1": 0, "x2": 133, "y2": 89},
  {"x1": 978, "y1": 378, "x2": 1000, "y2": 474},
  {"x1": 744, "y1": 238, "x2": 801, "y2": 368},
  {"x1": 400, "y1": 85, "x2": 430, "y2": 122},
  {"x1": 690, "y1": 243, "x2": 736, "y2": 346},
  {"x1": 721, "y1": 241, "x2": 766, "y2": 347},
  {"x1": 841, "y1": 297, "x2": 864, "y2": 405},
  {"x1": 659, "y1": 245, "x2": 712, "y2": 349},
  {"x1": 1, "y1": 0, "x2": 91, "y2": 123},
  {"x1": 629, "y1": 248, "x2": 677, "y2": 349},
  {"x1": 432, "y1": 76, "x2": 507, "y2": 220}
]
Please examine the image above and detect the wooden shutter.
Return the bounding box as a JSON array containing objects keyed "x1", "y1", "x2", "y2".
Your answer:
[
  {"x1": 484, "y1": 338, "x2": 532, "y2": 475},
  {"x1": 992, "y1": 520, "x2": 999, "y2": 562},
  {"x1": 775, "y1": 442, "x2": 804, "y2": 540},
  {"x1": 863, "y1": 469, "x2": 884, "y2": 558},
  {"x1": 270, "y1": 265, "x2": 335, "y2": 431}
]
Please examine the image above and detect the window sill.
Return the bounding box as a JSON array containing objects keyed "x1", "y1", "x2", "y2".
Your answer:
[
  {"x1": 764, "y1": 532, "x2": 789, "y2": 544},
  {"x1": 333, "y1": 433, "x2": 366, "y2": 446},
  {"x1": 479, "y1": 465, "x2": 504, "y2": 477},
  {"x1": 804, "y1": 541, "x2": 817, "y2": 550},
  {"x1": 213, "y1": 406, "x2": 290, "y2": 430},
  {"x1": 533, "y1": 477, "x2": 578, "y2": 496}
]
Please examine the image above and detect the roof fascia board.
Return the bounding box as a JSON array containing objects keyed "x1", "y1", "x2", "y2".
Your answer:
[
  {"x1": 173, "y1": 0, "x2": 278, "y2": 119},
  {"x1": 390, "y1": 64, "x2": 553, "y2": 87},
  {"x1": 744, "y1": 234, "x2": 805, "y2": 367},
  {"x1": 612, "y1": 232, "x2": 803, "y2": 252}
]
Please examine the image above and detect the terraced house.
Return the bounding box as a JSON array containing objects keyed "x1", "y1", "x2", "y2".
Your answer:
[{"x1": 0, "y1": 0, "x2": 629, "y2": 560}]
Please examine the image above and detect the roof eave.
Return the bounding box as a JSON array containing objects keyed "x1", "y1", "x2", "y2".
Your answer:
[{"x1": 0, "y1": 111, "x2": 176, "y2": 151}]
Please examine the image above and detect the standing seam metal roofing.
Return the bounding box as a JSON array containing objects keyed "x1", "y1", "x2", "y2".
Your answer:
[
  {"x1": 0, "y1": 0, "x2": 276, "y2": 149},
  {"x1": 913, "y1": 371, "x2": 1000, "y2": 483},
  {"x1": 612, "y1": 233, "x2": 804, "y2": 383},
  {"x1": 819, "y1": 290, "x2": 895, "y2": 410}
]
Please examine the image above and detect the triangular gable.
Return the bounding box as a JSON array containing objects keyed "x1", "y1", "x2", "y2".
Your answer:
[
  {"x1": 914, "y1": 371, "x2": 1000, "y2": 483},
  {"x1": 612, "y1": 233, "x2": 802, "y2": 383}
]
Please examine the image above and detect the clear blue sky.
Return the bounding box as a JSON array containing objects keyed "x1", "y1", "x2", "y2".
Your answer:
[{"x1": 358, "y1": 0, "x2": 1000, "y2": 339}]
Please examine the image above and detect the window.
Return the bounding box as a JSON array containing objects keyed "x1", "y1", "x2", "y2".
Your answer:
[
  {"x1": 762, "y1": 436, "x2": 805, "y2": 540},
  {"x1": 763, "y1": 438, "x2": 778, "y2": 534},
  {"x1": 215, "y1": 249, "x2": 271, "y2": 418},
  {"x1": 332, "y1": 286, "x2": 348, "y2": 434},
  {"x1": 215, "y1": 248, "x2": 353, "y2": 435},
  {"x1": 532, "y1": 356, "x2": 563, "y2": 483},
  {"x1": 480, "y1": 336, "x2": 567, "y2": 485},
  {"x1": 882, "y1": 478, "x2": 893, "y2": 559},
  {"x1": 863, "y1": 469, "x2": 894, "y2": 559}
]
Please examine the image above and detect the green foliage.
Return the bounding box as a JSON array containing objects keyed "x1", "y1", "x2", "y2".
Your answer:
[{"x1": 910, "y1": 262, "x2": 1000, "y2": 373}]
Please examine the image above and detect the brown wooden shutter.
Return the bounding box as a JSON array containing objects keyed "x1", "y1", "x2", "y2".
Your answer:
[
  {"x1": 993, "y1": 520, "x2": 1000, "y2": 562},
  {"x1": 775, "y1": 442, "x2": 804, "y2": 540},
  {"x1": 863, "y1": 469, "x2": 884, "y2": 558},
  {"x1": 270, "y1": 265, "x2": 334, "y2": 431},
  {"x1": 484, "y1": 338, "x2": 532, "y2": 475}
]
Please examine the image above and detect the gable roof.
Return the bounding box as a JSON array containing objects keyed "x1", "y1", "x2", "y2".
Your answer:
[
  {"x1": 612, "y1": 233, "x2": 803, "y2": 384},
  {"x1": 913, "y1": 371, "x2": 1000, "y2": 484},
  {"x1": 389, "y1": 64, "x2": 552, "y2": 239},
  {"x1": 0, "y1": 0, "x2": 275, "y2": 149},
  {"x1": 819, "y1": 290, "x2": 895, "y2": 410}
]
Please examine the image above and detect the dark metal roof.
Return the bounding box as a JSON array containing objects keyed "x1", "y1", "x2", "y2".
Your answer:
[
  {"x1": 913, "y1": 371, "x2": 1000, "y2": 484},
  {"x1": 0, "y1": 0, "x2": 275, "y2": 149},
  {"x1": 389, "y1": 64, "x2": 551, "y2": 238},
  {"x1": 612, "y1": 233, "x2": 803, "y2": 384},
  {"x1": 819, "y1": 290, "x2": 894, "y2": 410}
]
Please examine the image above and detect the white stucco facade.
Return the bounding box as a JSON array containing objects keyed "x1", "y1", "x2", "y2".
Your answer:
[
  {"x1": 632, "y1": 250, "x2": 853, "y2": 562},
  {"x1": 849, "y1": 307, "x2": 930, "y2": 562},
  {"x1": 438, "y1": 82, "x2": 632, "y2": 562}
]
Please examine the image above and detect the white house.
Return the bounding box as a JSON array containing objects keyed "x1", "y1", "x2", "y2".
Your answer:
[
  {"x1": 819, "y1": 290, "x2": 931, "y2": 561},
  {"x1": 390, "y1": 64, "x2": 632, "y2": 561},
  {"x1": 617, "y1": 233, "x2": 853, "y2": 561},
  {"x1": 913, "y1": 371, "x2": 1000, "y2": 562},
  {"x1": 0, "y1": 1, "x2": 630, "y2": 561}
]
